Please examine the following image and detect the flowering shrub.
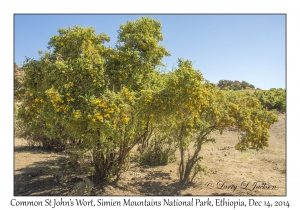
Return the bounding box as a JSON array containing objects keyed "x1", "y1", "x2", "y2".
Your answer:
[{"x1": 16, "y1": 17, "x2": 278, "y2": 184}]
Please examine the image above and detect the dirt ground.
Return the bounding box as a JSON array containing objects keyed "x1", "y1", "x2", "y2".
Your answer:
[{"x1": 14, "y1": 114, "x2": 286, "y2": 196}]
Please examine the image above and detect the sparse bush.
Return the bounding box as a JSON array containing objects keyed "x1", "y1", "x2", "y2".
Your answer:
[{"x1": 141, "y1": 135, "x2": 176, "y2": 166}]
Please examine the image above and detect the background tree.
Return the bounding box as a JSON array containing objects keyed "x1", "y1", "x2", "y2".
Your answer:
[{"x1": 217, "y1": 79, "x2": 255, "y2": 90}]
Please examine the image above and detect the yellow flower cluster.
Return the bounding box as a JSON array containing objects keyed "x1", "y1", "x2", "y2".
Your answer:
[
  {"x1": 45, "y1": 89, "x2": 72, "y2": 113},
  {"x1": 34, "y1": 98, "x2": 44, "y2": 103},
  {"x1": 122, "y1": 117, "x2": 129, "y2": 123},
  {"x1": 74, "y1": 110, "x2": 81, "y2": 119},
  {"x1": 91, "y1": 97, "x2": 125, "y2": 125}
]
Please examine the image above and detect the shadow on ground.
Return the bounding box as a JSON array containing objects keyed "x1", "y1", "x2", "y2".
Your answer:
[
  {"x1": 14, "y1": 146, "x2": 74, "y2": 196},
  {"x1": 90, "y1": 170, "x2": 198, "y2": 196}
]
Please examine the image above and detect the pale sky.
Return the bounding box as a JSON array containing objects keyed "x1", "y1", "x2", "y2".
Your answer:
[{"x1": 14, "y1": 14, "x2": 285, "y2": 90}]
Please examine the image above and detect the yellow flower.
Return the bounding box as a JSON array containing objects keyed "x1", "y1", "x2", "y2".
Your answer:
[
  {"x1": 92, "y1": 118, "x2": 96, "y2": 122},
  {"x1": 122, "y1": 117, "x2": 129, "y2": 123},
  {"x1": 150, "y1": 114, "x2": 154, "y2": 118},
  {"x1": 29, "y1": 93, "x2": 33, "y2": 97},
  {"x1": 107, "y1": 108, "x2": 114, "y2": 113}
]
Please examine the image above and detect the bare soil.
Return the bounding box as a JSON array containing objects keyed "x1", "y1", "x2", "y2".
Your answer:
[{"x1": 14, "y1": 114, "x2": 286, "y2": 196}]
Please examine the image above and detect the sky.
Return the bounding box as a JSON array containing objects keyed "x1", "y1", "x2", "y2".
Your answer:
[{"x1": 14, "y1": 14, "x2": 285, "y2": 90}]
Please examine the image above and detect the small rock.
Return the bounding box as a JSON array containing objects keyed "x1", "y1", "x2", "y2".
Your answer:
[
  {"x1": 27, "y1": 174, "x2": 32, "y2": 178},
  {"x1": 136, "y1": 173, "x2": 141, "y2": 176},
  {"x1": 170, "y1": 170, "x2": 173, "y2": 172},
  {"x1": 61, "y1": 182, "x2": 67, "y2": 187}
]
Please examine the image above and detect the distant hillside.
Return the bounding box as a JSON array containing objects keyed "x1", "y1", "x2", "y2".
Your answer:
[{"x1": 14, "y1": 62, "x2": 24, "y2": 98}]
